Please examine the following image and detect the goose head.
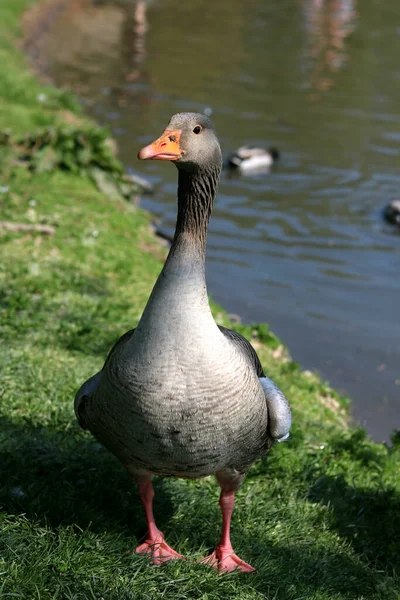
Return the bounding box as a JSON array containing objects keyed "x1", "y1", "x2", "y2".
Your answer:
[{"x1": 138, "y1": 112, "x2": 222, "y2": 174}]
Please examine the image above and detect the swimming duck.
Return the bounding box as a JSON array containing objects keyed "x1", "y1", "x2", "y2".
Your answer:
[
  {"x1": 75, "y1": 113, "x2": 291, "y2": 573},
  {"x1": 227, "y1": 145, "x2": 280, "y2": 173},
  {"x1": 383, "y1": 200, "x2": 400, "y2": 227}
]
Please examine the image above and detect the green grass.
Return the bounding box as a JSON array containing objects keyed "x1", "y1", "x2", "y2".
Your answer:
[{"x1": 1, "y1": 2, "x2": 400, "y2": 599}]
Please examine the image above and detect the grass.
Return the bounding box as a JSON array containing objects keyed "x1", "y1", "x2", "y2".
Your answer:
[{"x1": 1, "y1": 1, "x2": 400, "y2": 598}]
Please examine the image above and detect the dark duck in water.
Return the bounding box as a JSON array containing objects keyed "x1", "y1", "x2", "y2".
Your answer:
[
  {"x1": 383, "y1": 200, "x2": 400, "y2": 227},
  {"x1": 75, "y1": 113, "x2": 292, "y2": 573}
]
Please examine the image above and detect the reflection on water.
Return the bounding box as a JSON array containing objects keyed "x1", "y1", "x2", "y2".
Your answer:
[
  {"x1": 23, "y1": 0, "x2": 400, "y2": 441},
  {"x1": 123, "y1": 0, "x2": 148, "y2": 82},
  {"x1": 302, "y1": 0, "x2": 357, "y2": 96}
]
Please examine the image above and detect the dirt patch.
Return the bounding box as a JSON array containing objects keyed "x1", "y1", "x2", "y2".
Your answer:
[
  {"x1": 21, "y1": 0, "x2": 124, "y2": 84},
  {"x1": 21, "y1": 0, "x2": 85, "y2": 77}
]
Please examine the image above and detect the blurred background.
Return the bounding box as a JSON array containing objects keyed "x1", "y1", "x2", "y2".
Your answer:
[{"x1": 23, "y1": 0, "x2": 400, "y2": 441}]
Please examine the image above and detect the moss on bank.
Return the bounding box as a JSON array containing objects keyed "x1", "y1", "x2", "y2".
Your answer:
[{"x1": 0, "y1": 1, "x2": 399, "y2": 599}]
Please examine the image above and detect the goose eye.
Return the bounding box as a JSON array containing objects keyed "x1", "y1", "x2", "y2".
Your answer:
[{"x1": 193, "y1": 126, "x2": 202, "y2": 134}]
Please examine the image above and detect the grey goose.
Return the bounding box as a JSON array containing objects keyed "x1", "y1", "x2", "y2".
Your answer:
[{"x1": 75, "y1": 113, "x2": 292, "y2": 573}]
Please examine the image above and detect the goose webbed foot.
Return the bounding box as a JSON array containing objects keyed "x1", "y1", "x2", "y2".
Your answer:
[
  {"x1": 202, "y1": 488, "x2": 255, "y2": 573},
  {"x1": 202, "y1": 545, "x2": 255, "y2": 573},
  {"x1": 136, "y1": 530, "x2": 183, "y2": 564},
  {"x1": 135, "y1": 479, "x2": 184, "y2": 565}
]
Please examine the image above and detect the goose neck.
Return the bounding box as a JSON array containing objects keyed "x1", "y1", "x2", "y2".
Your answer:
[{"x1": 174, "y1": 166, "x2": 219, "y2": 248}]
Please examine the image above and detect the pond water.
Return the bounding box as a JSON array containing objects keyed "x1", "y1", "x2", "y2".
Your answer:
[{"x1": 24, "y1": 0, "x2": 400, "y2": 441}]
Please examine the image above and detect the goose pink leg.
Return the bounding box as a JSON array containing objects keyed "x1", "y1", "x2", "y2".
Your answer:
[
  {"x1": 135, "y1": 481, "x2": 183, "y2": 564},
  {"x1": 203, "y1": 491, "x2": 255, "y2": 573}
]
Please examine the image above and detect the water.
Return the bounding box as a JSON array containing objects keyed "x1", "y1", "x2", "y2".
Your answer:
[{"x1": 23, "y1": 0, "x2": 400, "y2": 441}]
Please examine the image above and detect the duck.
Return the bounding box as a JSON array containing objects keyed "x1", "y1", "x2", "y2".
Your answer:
[
  {"x1": 383, "y1": 200, "x2": 400, "y2": 227},
  {"x1": 226, "y1": 145, "x2": 280, "y2": 173},
  {"x1": 75, "y1": 113, "x2": 291, "y2": 573}
]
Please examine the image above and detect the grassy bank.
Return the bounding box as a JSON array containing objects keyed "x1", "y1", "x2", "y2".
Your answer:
[{"x1": 1, "y1": 2, "x2": 400, "y2": 599}]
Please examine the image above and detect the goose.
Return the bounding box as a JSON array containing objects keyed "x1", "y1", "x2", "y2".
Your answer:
[
  {"x1": 75, "y1": 113, "x2": 291, "y2": 573},
  {"x1": 383, "y1": 200, "x2": 400, "y2": 227},
  {"x1": 227, "y1": 145, "x2": 280, "y2": 173}
]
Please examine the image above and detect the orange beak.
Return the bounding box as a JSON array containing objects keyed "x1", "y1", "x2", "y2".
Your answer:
[{"x1": 138, "y1": 129, "x2": 183, "y2": 161}]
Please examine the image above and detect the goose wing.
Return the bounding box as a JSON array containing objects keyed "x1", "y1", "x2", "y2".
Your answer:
[
  {"x1": 218, "y1": 326, "x2": 265, "y2": 377},
  {"x1": 74, "y1": 328, "x2": 136, "y2": 429},
  {"x1": 218, "y1": 326, "x2": 291, "y2": 442}
]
